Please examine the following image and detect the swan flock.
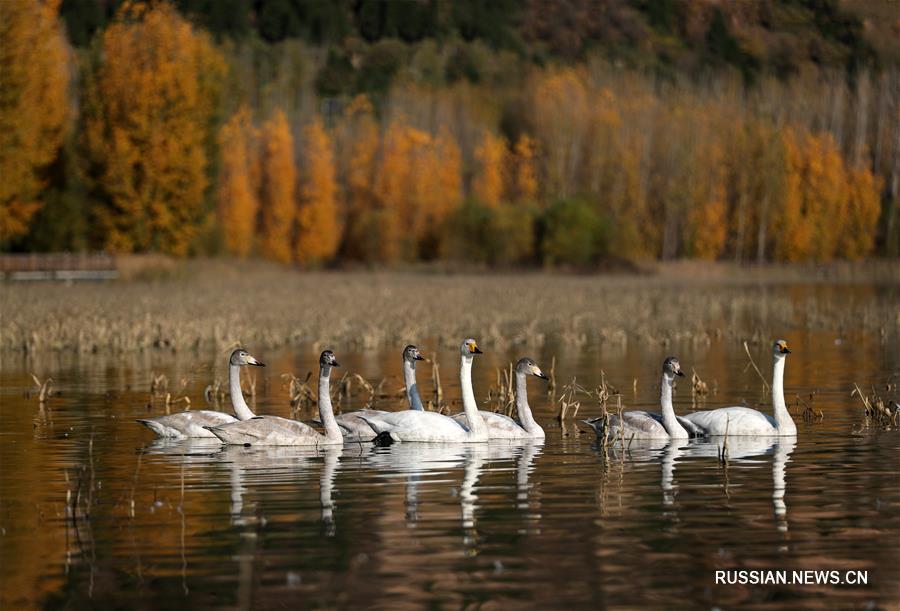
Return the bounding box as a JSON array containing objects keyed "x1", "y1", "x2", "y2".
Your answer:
[{"x1": 138, "y1": 339, "x2": 798, "y2": 446}]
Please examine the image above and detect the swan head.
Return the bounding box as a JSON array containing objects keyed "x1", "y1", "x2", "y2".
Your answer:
[
  {"x1": 773, "y1": 339, "x2": 791, "y2": 357},
  {"x1": 516, "y1": 357, "x2": 549, "y2": 380},
  {"x1": 230, "y1": 348, "x2": 265, "y2": 367},
  {"x1": 320, "y1": 350, "x2": 340, "y2": 368},
  {"x1": 663, "y1": 356, "x2": 684, "y2": 378},
  {"x1": 461, "y1": 338, "x2": 483, "y2": 356},
  {"x1": 403, "y1": 345, "x2": 425, "y2": 362}
]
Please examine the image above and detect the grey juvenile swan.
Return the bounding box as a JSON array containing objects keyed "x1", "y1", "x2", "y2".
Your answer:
[
  {"x1": 452, "y1": 357, "x2": 548, "y2": 440},
  {"x1": 331, "y1": 344, "x2": 426, "y2": 441},
  {"x1": 205, "y1": 350, "x2": 344, "y2": 446},
  {"x1": 136, "y1": 348, "x2": 264, "y2": 439},
  {"x1": 582, "y1": 357, "x2": 701, "y2": 440}
]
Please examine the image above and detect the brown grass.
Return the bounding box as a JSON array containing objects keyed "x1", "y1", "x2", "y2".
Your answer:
[{"x1": 1, "y1": 258, "x2": 897, "y2": 355}]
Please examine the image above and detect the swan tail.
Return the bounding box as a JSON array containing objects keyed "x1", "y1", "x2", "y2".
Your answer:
[
  {"x1": 137, "y1": 418, "x2": 178, "y2": 438},
  {"x1": 204, "y1": 424, "x2": 254, "y2": 446}
]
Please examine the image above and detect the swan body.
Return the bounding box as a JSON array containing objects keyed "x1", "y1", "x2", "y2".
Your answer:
[
  {"x1": 452, "y1": 357, "x2": 548, "y2": 440},
  {"x1": 684, "y1": 340, "x2": 796, "y2": 436},
  {"x1": 334, "y1": 345, "x2": 425, "y2": 441},
  {"x1": 207, "y1": 350, "x2": 344, "y2": 446},
  {"x1": 583, "y1": 357, "x2": 696, "y2": 440},
  {"x1": 360, "y1": 339, "x2": 489, "y2": 443},
  {"x1": 137, "y1": 349, "x2": 264, "y2": 439}
]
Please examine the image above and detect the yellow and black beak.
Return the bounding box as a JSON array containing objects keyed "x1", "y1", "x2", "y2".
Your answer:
[
  {"x1": 470, "y1": 343, "x2": 483, "y2": 354},
  {"x1": 780, "y1": 343, "x2": 791, "y2": 354}
]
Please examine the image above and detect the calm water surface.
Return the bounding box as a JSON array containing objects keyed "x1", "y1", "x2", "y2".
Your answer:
[{"x1": 1, "y1": 330, "x2": 898, "y2": 609}]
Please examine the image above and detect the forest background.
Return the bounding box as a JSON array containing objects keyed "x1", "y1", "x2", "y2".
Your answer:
[{"x1": 2, "y1": 0, "x2": 899, "y2": 267}]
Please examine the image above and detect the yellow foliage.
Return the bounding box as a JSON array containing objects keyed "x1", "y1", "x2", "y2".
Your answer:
[
  {"x1": 83, "y1": 1, "x2": 225, "y2": 254},
  {"x1": 296, "y1": 117, "x2": 340, "y2": 264},
  {"x1": 258, "y1": 109, "x2": 296, "y2": 263},
  {"x1": 511, "y1": 134, "x2": 539, "y2": 204},
  {"x1": 687, "y1": 142, "x2": 728, "y2": 260},
  {"x1": 840, "y1": 166, "x2": 883, "y2": 259},
  {"x1": 531, "y1": 67, "x2": 589, "y2": 197},
  {"x1": 0, "y1": 0, "x2": 70, "y2": 241},
  {"x1": 341, "y1": 97, "x2": 380, "y2": 261},
  {"x1": 216, "y1": 107, "x2": 258, "y2": 257},
  {"x1": 472, "y1": 131, "x2": 507, "y2": 208},
  {"x1": 372, "y1": 120, "x2": 463, "y2": 261}
]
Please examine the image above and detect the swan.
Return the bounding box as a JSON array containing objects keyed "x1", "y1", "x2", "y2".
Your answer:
[
  {"x1": 582, "y1": 357, "x2": 700, "y2": 440},
  {"x1": 359, "y1": 339, "x2": 489, "y2": 443},
  {"x1": 452, "y1": 357, "x2": 548, "y2": 439},
  {"x1": 205, "y1": 350, "x2": 344, "y2": 446},
  {"x1": 136, "y1": 348, "x2": 265, "y2": 439},
  {"x1": 683, "y1": 340, "x2": 797, "y2": 436},
  {"x1": 331, "y1": 344, "x2": 426, "y2": 441}
]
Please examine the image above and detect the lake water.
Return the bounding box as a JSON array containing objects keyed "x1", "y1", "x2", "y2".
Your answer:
[{"x1": 1, "y1": 331, "x2": 898, "y2": 609}]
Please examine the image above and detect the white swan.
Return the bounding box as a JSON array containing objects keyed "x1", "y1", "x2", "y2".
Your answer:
[
  {"x1": 359, "y1": 339, "x2": 489, "y2": 443},
  {"x1": 582, "y1": 357, "x2": 698, "y2": 440},
  {"x1": 332, "y1": 345, "x2": 426, "y2": 441},
  {"x1": 136, "y1": 348, "x2": 264, "y2": 439},
  {"x1": 206, "y1": 350, "x2": 344, "y2": 446},
  {"x1": 452, "y1": 357, "x2": 548, "y2": 439},
  {"x1": 683, "y1": 340, "x2": 797, "y2": 436}
]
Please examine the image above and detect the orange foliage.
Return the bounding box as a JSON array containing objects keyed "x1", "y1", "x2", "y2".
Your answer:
[
  {"x1": 510, "y1": 134, "x2": 539, "y2": 204},
  {"x1": 258, "y1": 109, "x2": 296, "y2": 263},
  {"x1": 341, "y1": 96, "x2": 381, "y2": 261},
  {"x1": 296, "y1": 118, "x2": 340, "y2": 264},
  {"x1": 0, "y1": 0, "x2": 70, "y2": 241},
  {"x1": 472, "y1": 131, "x2": 507, "y2": 208},
  {"x1": 840, "y1": 166, "x2": 883, "y2": 259},
  {"x1": 531, "y1": 67, "x2": 589, "y2": 197},
  {"x1": 687, "y1": 142, "x2": 728, "y2": 260},
  {"x1": 83, "y1": 1, "x2": 225, "y2": 254},
  {"x1": 372, "y1": 120, "x2": 463, "y2": 261},
  {"x1": 216, "y1": 107, "x2": 259, "y2": 257}
]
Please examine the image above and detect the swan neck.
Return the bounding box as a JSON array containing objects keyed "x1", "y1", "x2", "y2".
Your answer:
[
  {"x1": 460, "y1": 355, "x2": 486, "y2": 438},
  {"x1": 318, "y1": 366, "x2": 342, "y2": 441},
  {"x1": 660, "y1": 373, "x2": 688, "y2": 438},
  {"x1": 230, "y1": 364, "x2": 255, "y2": 420},
  {"x1": 403, "y1": 359, "x2": 424, "y2": 411},
  {"x1": 771, "y1": 356, "x2": 795, "y2": 434},
  {"x1": 515, "y1": 372, "x2": 541, "y2": 436}
]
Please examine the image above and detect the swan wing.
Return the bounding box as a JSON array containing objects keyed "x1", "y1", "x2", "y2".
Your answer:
[
  {"x1": 334, "y1": 410, "x2": 384, "y2": 441},
  {"x1": 138, "y1": 410, "x2": 237, "y2": 439},
  {"x1": 207, "y1": 415, "x2": 329, "y2": 446},
  {"x1": 584, "y1": 411, "x2": 669, "y2": 440},
  {"x1": 683, "y1": 406, "x2": 777, "y2": 436},
  {"x1": 462, "y1": 411, "x2": 529, "y2": 439},
  {"x1": 360, "y1": 411, "x2": 470, "y2": 442}
]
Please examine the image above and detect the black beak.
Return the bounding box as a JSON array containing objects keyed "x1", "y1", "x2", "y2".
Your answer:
[
  {"x1": 535, "y1": 372, "x2": 549, "y2": 380},
  {"x1": 414, "y1": 354, "x2": 425, "y2": 361},
  {"x1": 782, "y1": 348, "x2": 791, "y2": 354},
  {"x1": 332, "y1": 361, "x2": 340, "y2": 367},
  {"x1": 256, "y1": 362, "x2": 266, "y2": 367},
  {"x1": 675, "y1": 370, "x2": 685, "y2": 377},
  {"x1": 473, "y1": 347, "x2": 483, "y2": 354}
]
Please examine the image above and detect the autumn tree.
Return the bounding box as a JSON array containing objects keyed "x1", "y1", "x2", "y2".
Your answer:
[
  {"x1": 82, "y1": 2, "x2": 224, "y2": 254},
  {"x1": 216, "y1": 107, "x2": 259, "y2": 257},
  {"x1": 340, "y1": 96, "x2": 381, "y2": 261},
  {"x1": 296, "y1": 117, "x2": 340, "y2": 265},
  {"x1": 0, "y1": 0, "x2": 70, "y2": 242},
  {"x1": 472, "y1": 131, "x2": 507, "y2": 208},
  {"x1": 258, "y1": 109, "x2": 296, "y2": 263},
  {"x1": 510, "y1": 134, "x2": 539, "y2": 204}
]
